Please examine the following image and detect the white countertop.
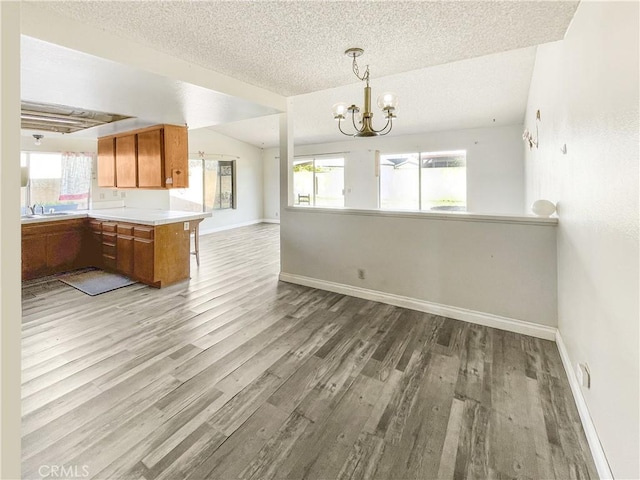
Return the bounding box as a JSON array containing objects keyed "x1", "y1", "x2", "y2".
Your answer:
[
  {"x1": 21, "y1": 208, "x2": 211, "y2": 226},
  {"x1": 89, "y1": 208, "x2": 211, "y2": 226}
]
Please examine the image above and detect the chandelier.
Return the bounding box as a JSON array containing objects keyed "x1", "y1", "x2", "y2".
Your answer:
[{"x1": 332, "y1": 48, "x2": 398, "y2": 137}]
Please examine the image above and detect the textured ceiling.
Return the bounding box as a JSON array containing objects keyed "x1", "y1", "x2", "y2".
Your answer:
[
  {"x1": 36, "y1": 0, "x2": 578, "y2": 96},
  {"x1": 210, "y1": 46, "x2": 538, "y2": 148}
]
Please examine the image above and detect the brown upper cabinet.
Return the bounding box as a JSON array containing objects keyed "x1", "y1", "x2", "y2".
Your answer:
[
  {"x1": 97, "y1": 124, "x2": 188, "y2": 189},
  {"x1": 115, "y1": 134, "x2": 137, "y2": 188},
  {"x1": 97, "y1": 137, "x2": 116, "y2": 187},
  {"x1": 137, "y1": 129, "x2": 163, "y2": 188}
]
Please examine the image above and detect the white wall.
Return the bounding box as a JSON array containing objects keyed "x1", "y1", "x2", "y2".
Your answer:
[
  {"x1": 273, "y1": 125, "x2": 557, "y2": 329},
  {"x1": 344, "y1": 150, "x2": 379, "y2": 209},
  {"x1": 265, "y1": 124, "x2": 526, "y2": 217},
  {"x1": 2, "y1": 4, "x2": 23, "y2": 476},
  {"x1": 524, "y1": 2, "x2": 639, "y2": 478},
  {"x1": 281, "y1": 209, "x2": 557, "y2": 327},
  {"x1": 20, "y1": 134, "x2": 96, "y2": 153},
  {"x1": 187, "y1": 128, "x2": 264, "y2": 233},
  {"x1": 262, "y1": 152, "x2": 280, "y2": 222}
]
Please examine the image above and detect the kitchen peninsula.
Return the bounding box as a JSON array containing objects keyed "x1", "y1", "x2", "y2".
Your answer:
[{"x1": 22, "y1": 208, "x2": 211, "y2": 287}]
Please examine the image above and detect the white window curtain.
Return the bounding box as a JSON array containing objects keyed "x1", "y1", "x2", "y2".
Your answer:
[{"x1": 59, "y1": 152, "x2": 92, "y2": 200}]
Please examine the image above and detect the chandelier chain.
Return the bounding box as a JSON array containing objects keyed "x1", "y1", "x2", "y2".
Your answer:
[{"x1": 352, "y1": 56, "x2": 370, "y2": 85}]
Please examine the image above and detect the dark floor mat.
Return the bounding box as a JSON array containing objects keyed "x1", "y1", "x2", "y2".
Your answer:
[{"x1": 58, "y1": 269, "x2": 136, "y2": 296}]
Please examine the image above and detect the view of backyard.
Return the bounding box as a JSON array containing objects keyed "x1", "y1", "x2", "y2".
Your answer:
[
  {"x1": 293, "y1": 157, "x2": 345, "y2": 207},
  {"x1": 292, "y1": 151, "x2": 466, "y2": 211}
]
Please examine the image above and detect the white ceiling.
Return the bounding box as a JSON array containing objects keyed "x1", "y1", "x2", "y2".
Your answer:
[
  {"x1": 36, "y1": 0, "x2": 578, "y2": 96},
  {"x1": 22, "y1": 1, "x2": 579, "y2": 146}
]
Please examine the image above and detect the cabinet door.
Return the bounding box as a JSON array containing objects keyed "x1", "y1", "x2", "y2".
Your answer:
[
  {"x1": 163, "y1": 125, "x2": 189, "y2": 188},
  {"x1": 137, "y1": 129, "x2": 164, "y2": 188},
  {"x1": 47, "y1": 230, "x2": 83, "y2": 270},
  {"x1": 117, "y1": 234, "x2": 134, "y2": 276},
  {"x1": 82, "y1": 220, "x2": 102, "y2": 268},
  {"x1": 97, "y1": 138, "x2": 116, "y2": 187},
  {"x1": 134, "y1": 238, "x2": 155, "y2": 283},
  {"x1": 22, "y1": 235, "x2": 48, "y2": 279},
  {"x1": 89, "y1": 231, "x2": 103, "y2": 268},
  {"x1": 115, "y1": 134, "x2": 137, "y2": 188}
]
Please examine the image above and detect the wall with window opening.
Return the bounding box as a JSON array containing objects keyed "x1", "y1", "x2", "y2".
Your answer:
[{"x1": 266, "y1": 124, "x2": 524, "y2": 218}]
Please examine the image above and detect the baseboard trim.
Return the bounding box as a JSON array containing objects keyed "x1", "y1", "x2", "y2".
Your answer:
[
  {"x1": 555, "y1": 331, "x2": 613, "y2": 479},
  {"x1": 278, "y1": 272, "x2": 557, "y2": 341},
  {"x1": 261, "y1": 218, "x2": 280, "y2": 224},
  {"x1": 200, "y1": 219, "x2": 277, "y2": 235}
]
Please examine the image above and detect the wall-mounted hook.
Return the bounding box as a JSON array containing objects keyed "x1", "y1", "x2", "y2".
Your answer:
[{"x1": 523, "y1": 109, "x2": 541, "y2": 150}]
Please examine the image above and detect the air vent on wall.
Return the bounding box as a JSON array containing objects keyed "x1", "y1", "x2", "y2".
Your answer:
[{"x1": 21, "y1": 100, "x2": 134, "y2": 134}]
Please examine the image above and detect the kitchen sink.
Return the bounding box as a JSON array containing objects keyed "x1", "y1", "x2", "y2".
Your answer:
[{"x1": 21, "y1": 212, "x2": 76, "y2": 219}]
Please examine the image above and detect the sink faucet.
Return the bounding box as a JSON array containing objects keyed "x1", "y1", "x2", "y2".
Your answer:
[{"x1": 31, "y1": 204, "x2": 45, "y2": 215}]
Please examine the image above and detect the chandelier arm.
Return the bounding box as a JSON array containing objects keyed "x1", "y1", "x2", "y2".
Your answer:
[
  {"x1": 385, "y1": 118, "x2": 394, "y2": 135},
  {"x1": 351, "y1": 111, "x2": 362, "y2": 133},
  {"x1": 370, "y1": 117, "x2": 391, "y2": 134},
  {"x1": 337, "y1": 118, "x2": 352, "y2": 137}
]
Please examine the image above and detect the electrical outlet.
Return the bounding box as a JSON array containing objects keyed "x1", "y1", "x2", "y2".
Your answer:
[
  {"x1": 99, "y1": 193, "x2": 105, "y2": 200},
  {"x1": 577, "y1": 363, "x2": 591, "y2": 388},
  {"x1": 120, "y1": 191, "x2": 126, "y2": 198},
  {"x1": 184, "y1": 222, "x2": 190, "y2": 231},
  {"x1": 357, "y1": 268, "x2": 365, "y2": 280},
  {"x1": 275, "y1": 211, "x2": 279, "y2": 217},
  {"x1": 112, "y1": 190, "x2": 118, "y2": 197}
]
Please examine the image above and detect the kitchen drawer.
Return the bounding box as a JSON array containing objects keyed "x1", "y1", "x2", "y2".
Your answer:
[
  {"x1": 117, "y1": 224, "x2": 134, "y2": 236},
  {"x1": 89, "y1": 220, "x2": 102, "y2": 232},
  {"x1": 102, "y1": 222, "x2": 117, "y2": 233},
  {"x1": 134, "y1": 226, "x2": 154, "y2": 239},
  {"x1": 103, "y1": 254, "x2": 116, "y2": 271},
  {"x1": 102, "y1": 232, "x2": 117, "y2": 245},
  {"x1": 102, "y1": 243, "x2": 117, "y2": 257}
]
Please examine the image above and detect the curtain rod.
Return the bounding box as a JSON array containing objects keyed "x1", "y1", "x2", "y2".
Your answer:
[
  {"x1": 189, "y1": 151, "x2": 240, "y2": 159},
  {"x1": 275, "y1": 151, "x2": 350, "y2": 160}
]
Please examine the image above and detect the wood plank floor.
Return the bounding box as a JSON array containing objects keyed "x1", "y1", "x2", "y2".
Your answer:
[{"x1": 21, "y1": 223, "x2": 598, "y2": 480}]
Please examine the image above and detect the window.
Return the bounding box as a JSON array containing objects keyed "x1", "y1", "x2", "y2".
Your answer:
[
  {"x1": 170, "y1": 158, "x2": 236, "y2": 212},
  {"x1": 212, "y1": 160, "x2": 236, "y2": 210},
  {"x1": 420, "y1": 151, "x2": 466, "y2": 211},
  {"x1": 379, "y1": 150, "x2": 466, "y2": 211},
  {"x1": 21, "y1": 151, "x2": 91, "y2": 213},
  {"x1": 293, "y1": 156, "x2": 344, "y2": 207},
  {"x1": 379, "y1": 153, "x2": 419, "y2": 210}
]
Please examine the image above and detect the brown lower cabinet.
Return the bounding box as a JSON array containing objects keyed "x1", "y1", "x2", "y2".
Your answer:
[
  {"x1": 134, "y1": 237, "x2": 155, "y2": 284},
  {"x1": 22, "y1": 219, "x2": 88, "y2": 280},
  {"x1": 22, "y1": 217, "x2": 194, "y2": 288}
]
